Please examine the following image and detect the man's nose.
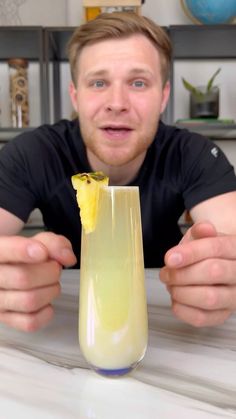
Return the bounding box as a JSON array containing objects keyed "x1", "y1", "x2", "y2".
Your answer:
[{"x1": 105, "y1": 84, "x2": 129, "y2": 113}]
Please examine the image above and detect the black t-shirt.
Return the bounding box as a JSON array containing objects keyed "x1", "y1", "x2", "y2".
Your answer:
[{"x1": 0, "y1": 119, "x2": 236, "y2": 267}]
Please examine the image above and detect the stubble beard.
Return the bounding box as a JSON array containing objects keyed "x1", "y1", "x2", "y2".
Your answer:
[{"x1": 79, "y1": 119, "x2": 159, "y2": 168}]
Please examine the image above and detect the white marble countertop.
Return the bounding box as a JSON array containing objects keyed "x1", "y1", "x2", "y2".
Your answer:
[{"x1": 0, "y1": 269, "x2": 236, "y2": 419}]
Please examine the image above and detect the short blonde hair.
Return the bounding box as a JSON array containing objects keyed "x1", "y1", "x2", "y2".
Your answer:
[{"x1": 67, "y1": 12, "x2": 172, "y2": 86}]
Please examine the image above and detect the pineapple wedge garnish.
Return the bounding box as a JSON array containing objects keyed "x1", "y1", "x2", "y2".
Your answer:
[{"x1": 71, "y1": 171, "x2": 109, "y2": 233}]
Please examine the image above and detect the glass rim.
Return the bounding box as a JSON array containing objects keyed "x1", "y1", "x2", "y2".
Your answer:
[{"x1": 102, "y1": 185, "x2": 139, "y2": 191}]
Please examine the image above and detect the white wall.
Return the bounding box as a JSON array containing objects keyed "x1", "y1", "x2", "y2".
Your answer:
[{"x1": 0, "y1": 0, "x2": 67, "y2": 26}]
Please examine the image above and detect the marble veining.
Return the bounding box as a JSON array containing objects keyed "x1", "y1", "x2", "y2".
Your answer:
[{"x1": 0, "y1": 269, "x2": 236, "y2": 419}]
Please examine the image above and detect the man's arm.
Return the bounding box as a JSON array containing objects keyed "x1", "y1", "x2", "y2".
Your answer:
[
  {"x1": 0, "y1": 208, "x2": 24, "y2": 235},
  {"x1": 190, "y1": 191, "x2": 236, "y2": 234},
  {"x1": 160, "y1": 191, "x2": 236, "y2": 327}
]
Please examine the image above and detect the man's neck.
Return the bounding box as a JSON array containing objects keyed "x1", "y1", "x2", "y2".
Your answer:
[{"x1": 86, "y1": 150, "x2": 146, "y2": 186}]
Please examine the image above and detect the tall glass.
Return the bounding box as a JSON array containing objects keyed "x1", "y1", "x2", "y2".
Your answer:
[{"x1": 79, "y1": 186, "x2": 148, "y2": 377}]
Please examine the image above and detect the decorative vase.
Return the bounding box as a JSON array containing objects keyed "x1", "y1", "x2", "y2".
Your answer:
[{"x1": 190, "y1": 86, "x2": 219, "y2": 119}]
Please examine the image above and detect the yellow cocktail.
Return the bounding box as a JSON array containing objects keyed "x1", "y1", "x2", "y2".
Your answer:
[{"x1": 79, "y1": 186, "x2": 148, "y2": 376}]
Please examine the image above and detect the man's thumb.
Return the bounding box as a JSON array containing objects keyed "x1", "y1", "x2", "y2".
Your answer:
[{"x1": 180, "y1": 221, "x2": 217, "y2": 244}]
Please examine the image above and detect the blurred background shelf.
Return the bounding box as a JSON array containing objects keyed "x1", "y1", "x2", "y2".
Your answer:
[
  {"x1": 166, "y1": 25, "x2": 236, "y2": 130},
  {"x1": 174, "y1": 122, "x2": 236, "y2": 139},
  {"x1": 0, "y1": 127, "x2": 36, "y2": 141},
  {"x1": 0, "y1": 24, "x2": 235, "y2": 134}
]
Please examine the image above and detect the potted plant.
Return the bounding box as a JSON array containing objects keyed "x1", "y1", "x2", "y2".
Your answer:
[{"x1": 182, "y1": 68, "x2": 221, "y2": 119}]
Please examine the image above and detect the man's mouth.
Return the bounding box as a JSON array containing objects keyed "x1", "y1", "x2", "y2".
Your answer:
[
  {"x1": 100, "y1": 125, "x2": 133, "y2": 137},
  {"x1": 105, "y1": 127, "x2": 131, "y2": 133}
]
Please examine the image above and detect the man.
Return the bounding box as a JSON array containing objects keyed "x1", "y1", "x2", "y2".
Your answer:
[{"x1": 0, "y1": 12, "x2": 236, "y2": 332}]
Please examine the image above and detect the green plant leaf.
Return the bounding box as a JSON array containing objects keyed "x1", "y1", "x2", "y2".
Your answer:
[
  {"x1": 182, "y1": 78, "x2": 204, "y2": 97},
  {"x1": 207, "y1": 68, "x2": 221, "y2": 92}
]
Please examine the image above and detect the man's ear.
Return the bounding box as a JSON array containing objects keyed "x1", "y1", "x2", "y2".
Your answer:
[
  {"x1": 69, "y1": 81, "x2": 78, "y2": 112},
  {"x1": 160, "y1": 80, "x2": 171, "y2": 114}
]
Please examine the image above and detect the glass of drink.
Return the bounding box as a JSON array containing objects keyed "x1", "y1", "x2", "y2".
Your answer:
[{"x1": 79, "y1": 186, "x2": 148, "y2": 377}]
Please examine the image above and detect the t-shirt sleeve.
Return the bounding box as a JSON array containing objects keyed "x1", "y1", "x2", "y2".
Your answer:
[
  {"x1": 0, "y1": 135, "x2": 38, "y2": 222},
  {"x1": 180, "y1": 132, "x2": 236, "y2": 210}
]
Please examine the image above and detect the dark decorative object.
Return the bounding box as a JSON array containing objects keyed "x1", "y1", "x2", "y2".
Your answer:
[{"x1": 182, "y1": 68, "x2": 221, "y2": 119}]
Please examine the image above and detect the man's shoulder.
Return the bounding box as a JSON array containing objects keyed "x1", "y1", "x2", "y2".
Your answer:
[
  {"x1": 154, "y1": 120, "x2": 213, "y2": 157},
  {"x1": 7, "y1": 118, "x2": 81, "y2": 151},
  {"x1": 157, "y1": 120, "x2": 207, "y2": 144},
  {"x1": 27, "y1": 118, "x2": 80, "y2": 142},
  {"x1": 0, "y1": 118, "x2": 85, "y2": 173},
  {"x1": 39, "y1": 118, "x2": 79, "y2": 135},
  {"x1": 143, "y1": 120, "x2": 218, "y2": 179}
]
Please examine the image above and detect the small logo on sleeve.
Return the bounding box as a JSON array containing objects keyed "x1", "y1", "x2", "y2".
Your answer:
[{"x1": 211, "y1": 147, "x2": 219, "y2": 158}]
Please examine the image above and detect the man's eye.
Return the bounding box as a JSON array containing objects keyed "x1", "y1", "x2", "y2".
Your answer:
[
  {"x1": 132, "y1": 80, "x2": 145, "y2": 88},
  {"x1": 93, "y1": 80, "x2": 105, "y2": 88}
]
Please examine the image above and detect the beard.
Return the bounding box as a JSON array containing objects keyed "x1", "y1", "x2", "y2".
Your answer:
[{"x1": 78, "y1": 117, "x2": 159, "y2": 168}]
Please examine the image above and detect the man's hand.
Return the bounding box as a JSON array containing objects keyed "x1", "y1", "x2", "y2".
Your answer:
[
  {"x1": 0, "y1": 232, "x2": 77, "y2": 332},
  {"x1": 160, "y1": 222, "x2": 236, "y2": 327}
]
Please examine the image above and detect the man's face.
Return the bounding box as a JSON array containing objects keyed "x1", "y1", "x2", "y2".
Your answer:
[{"x1": 70, "y1": 34, "x2": 170, "y2": 167}]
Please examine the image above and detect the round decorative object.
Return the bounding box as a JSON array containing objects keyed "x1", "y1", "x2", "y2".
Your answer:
[{"x1": 181, "y1": 0, "x2": 236, "y2": 24}]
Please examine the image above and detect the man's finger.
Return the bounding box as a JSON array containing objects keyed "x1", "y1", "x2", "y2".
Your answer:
[
  {"x1": 170, "y1": 284, "x2": 236, "y2": 311},
  {"x1": 0, "y1": 305, "x2": 54, "y2": 332},
  {"x1": 0, "y1": 283, "x2": 60, "y2": 312},
  {"x1": 171, "y1": 302, "x2": 231, "y2": 328},
  {"x1": 0, "y1": 260, "x2": 61, "y2": 290},
  {"x1": 34, "y1": 232, "x2": 77, "y2": 267},
  {"x1": 165, "y1": 235, "x2": 236, "y2": 268},
  {"x1": 0, "y1": 233, "x2": 77, "y2": 266},
  {"x1": 180, "y1": 221, "x2": 217, "y2": 244},
  {"x1": 0, "y1": 236, "x2": 48, "y2": 264},
  {"x1": 160, "y1": 258, "x2": 236, "y2": 286}
]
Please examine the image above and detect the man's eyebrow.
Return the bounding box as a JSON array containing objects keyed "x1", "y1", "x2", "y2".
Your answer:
[
  {"x1": 128, "y1": 68, "x2": 154, "y2": 76},
  {"x1": 84, "y1": 68, "x2": 154, "y2": 79},
  {"x1": 84, "y1": 69, "x2": 109, "y2": 79}
]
